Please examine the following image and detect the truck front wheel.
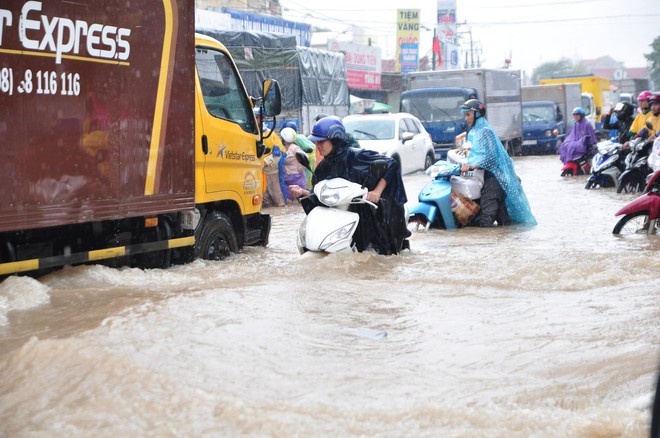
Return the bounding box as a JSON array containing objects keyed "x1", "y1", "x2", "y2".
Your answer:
[{"x1": 196, "y1": 212, "x2": 238, "y2": 261}]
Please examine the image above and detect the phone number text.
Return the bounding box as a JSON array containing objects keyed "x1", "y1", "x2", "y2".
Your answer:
[{"x1": 1, "y1": 67, "x2": 81, "y2": 96}]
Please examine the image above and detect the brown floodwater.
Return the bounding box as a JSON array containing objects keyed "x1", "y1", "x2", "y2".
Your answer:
[{"x1": 1, "y1": 155, "x2": 658, "y2": 437}]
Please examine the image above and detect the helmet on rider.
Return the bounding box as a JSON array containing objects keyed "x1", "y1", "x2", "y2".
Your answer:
[
  {"x1": 282, "y1": 121, "x2": 298, "y2": 132},
  {"x1": 637, "y1": 90, "x2": 653, "y2": 102},
  {"x1": 308, "y1": 116, "x2": 345, "y2": 142},
  {"x1": 280, "y1": 127, "x2": 297, "y2": 144},
  {"x1": 314, "y1": 113, "x2": 329, "y2": 122},
  {"x1": 650, "y1": 94, "x2": 660, "y2": 105},
  {"x1": 572, "y1": 107, "x2": 586, "y2": 117},
  {"x1": 459, "y1": 99, "x2": 486, "y2": 118}
]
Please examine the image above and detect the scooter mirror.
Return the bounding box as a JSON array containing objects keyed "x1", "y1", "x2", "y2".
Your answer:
[
  {"x1": 295, "y1": 151, "x2": 311, "y2": 171},
  {"x1": 369, "y1": 159, "x2": 389, "y2": 179}
]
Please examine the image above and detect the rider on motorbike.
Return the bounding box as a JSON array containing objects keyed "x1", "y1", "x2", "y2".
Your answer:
[
  {"x1": 458, "y1": 99, "x2": 536, "y2": 226},
  {"x1": 602, "y1": 101, "x2": 636, "y2": 144},
  {"x1": 289, "y1": 116, "x2": 410, "y2": 255},
  {"x1": 559, "y1": 107, "x2": 598, "y2": 164},
  {"x1": 629, "y1": 90, "x2": 653, "y2": 137},
  {"x1": 644, "y1": 94, "x2": 660, "y2": 139}
]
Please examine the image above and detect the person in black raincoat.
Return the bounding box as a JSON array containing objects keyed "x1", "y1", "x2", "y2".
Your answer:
[
  {"x1": 289, "y1": 116, "x2": 410, "y2": 255},
  {"x1": 601, "y1": 101, "x2": 635, "y2": 144}
]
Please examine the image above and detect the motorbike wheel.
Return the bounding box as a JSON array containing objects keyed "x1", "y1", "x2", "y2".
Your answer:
[
  {"x1": 585, "y1": 179, "x2": 597, "y2": 190},
  {"x1": 612, "y1": 211, "x2": 658, "y2": 235},
  {"x1": 408, "y1": 214, "x2": 430, "y2": 232},
  {"x1": 561, "y1": 169, "x2": 574, "y2": 177},
  {"x1": 617, "y1": 176, "x2": 635, "y2": 194}
]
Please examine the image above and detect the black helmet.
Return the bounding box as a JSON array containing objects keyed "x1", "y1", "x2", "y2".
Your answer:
[
  {"x1": 460, "y1": 99, "x2": 486, "y2": 118},
  {"x1": 314, "y1": 113, "x2": 329, "y2": 122},
  {"x1": 614, "y1": 102, "x2": 634, "y2": 119}
]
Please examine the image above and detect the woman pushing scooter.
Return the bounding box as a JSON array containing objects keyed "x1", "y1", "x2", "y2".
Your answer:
[
  {"x1": 459, "y1": 99, "x2": 536, "y2": 226},
  {"x1": 289, "y1": 116, "x2": 410, "y2": 255}
]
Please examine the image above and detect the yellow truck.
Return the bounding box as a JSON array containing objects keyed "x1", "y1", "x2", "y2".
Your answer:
[
  {"x1": 0, "y1": 1, "x2": 281, "y2": 276},
  {"x1": 539, "y1": 75, "x2": 611, "y2": 132}
]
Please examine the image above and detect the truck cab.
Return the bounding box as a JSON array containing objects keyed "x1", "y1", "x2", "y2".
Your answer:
[
  {"x1": 522, "y1": 101, "x2": 566, "y2": 154},
  {"x1": 400, "y1": 87, "x2": 476, "y2": 159}
]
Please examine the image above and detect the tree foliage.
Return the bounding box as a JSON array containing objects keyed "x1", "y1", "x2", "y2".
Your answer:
[
  {"x1": 531, "y1": 58, "x2": 585, "y2": 85},
  {"x1": 644, "y1": 35, "x2": 660, "y2": 90}
]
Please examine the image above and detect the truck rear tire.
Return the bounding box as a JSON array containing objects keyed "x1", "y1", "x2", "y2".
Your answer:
[{"x1": 196, "y1": 212, "x2": 238, "y2": 261}]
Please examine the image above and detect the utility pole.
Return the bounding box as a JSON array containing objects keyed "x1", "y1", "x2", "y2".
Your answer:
[
  {"x1": 456, "y1": 22, "x2": 481, "y2": 69},
  {"x1": 432, "y1": 28, "x2": 437, "y2": 71}
]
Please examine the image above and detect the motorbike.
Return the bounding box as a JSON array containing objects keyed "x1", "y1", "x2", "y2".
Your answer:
[
  {"x1": 407, "y1": 146, "x2": 483, "y2": 230},
  {"x1": 560, "y1": 154, "x2": 591, "y2": 176},
  {"x1": 617, "y1": 136, "x2": 653, "y2": 193},
  {"x1": 585, "y1": 139, "x2": 626, "y2": 189},
  {"x1": 296, "y1": 177, "x2": 378, "y2": 254},
  {"x1": 612, "y1": 169, "x2": 660, "y2": 235},
  {"x1": 294, "y1": 155, "x2": 406, "y2": 255}
]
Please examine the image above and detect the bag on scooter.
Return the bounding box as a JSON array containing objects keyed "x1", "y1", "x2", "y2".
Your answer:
[
  {"x1": 450, "y1": 169, "x2": 484, "y2": 200},
  {"x1": 450, "y1": 192, "x2": 480, "y2": 226}
]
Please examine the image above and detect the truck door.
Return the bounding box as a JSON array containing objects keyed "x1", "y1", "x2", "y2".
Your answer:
[{"x1": 195, "y1": 45, "x2": 259, "y2": 195}]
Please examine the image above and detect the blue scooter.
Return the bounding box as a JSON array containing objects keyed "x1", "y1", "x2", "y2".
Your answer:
[{"x1": 407, "y1": 160, "x2": 481, "y2": 230}]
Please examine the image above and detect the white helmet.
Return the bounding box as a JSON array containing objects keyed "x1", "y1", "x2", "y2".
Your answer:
[{"x1": 280, "y1": 127, "x2": 297, "y2": 144}]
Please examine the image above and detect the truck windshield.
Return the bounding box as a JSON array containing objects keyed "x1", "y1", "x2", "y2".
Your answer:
[
  {"x1": 196, "y1": 46, "x2": 257, "y2": 134},
  {"x1": 523, "y1": 105, "x2": 554, "y2": 122},
  {"x1": 400, "y1": 92, "x2": 465, "y2": 123}
]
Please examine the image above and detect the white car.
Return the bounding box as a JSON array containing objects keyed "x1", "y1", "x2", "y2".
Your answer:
[{"x1": 343, "y1": 113, "x2": 435, "y2": 175}]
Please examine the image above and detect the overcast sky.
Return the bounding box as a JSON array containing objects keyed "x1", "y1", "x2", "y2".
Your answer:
[{"x1": 279, "y1": 0, "x2": 659, "y2": 75}]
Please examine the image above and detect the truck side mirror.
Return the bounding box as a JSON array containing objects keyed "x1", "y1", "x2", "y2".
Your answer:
[
  {"x1": 262, "y1": 79, "x2": 281, "y2": 117},
  {"x1": 556, "y1": 107, "x2": 563, "y2": 122}
]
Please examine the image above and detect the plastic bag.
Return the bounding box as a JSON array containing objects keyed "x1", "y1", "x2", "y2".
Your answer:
[{"x1": 450, "y1": 174, "x2": 483, "y2": 200}]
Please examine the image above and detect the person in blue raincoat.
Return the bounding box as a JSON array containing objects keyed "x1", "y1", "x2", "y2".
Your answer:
[
  {"x1": 289, "y1": 116, "x2": 410, "y2": 254},
  {"x1": 459, "y1": 99, "x2": 537, "y2": 227}
]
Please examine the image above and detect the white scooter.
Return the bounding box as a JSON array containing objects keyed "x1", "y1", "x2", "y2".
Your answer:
[
  {"x1": 294, "y1": 154, "x2": 389, "y2": 255},
  {"x1": 296, "y1": 177, "x2": 378, "y2": 254}
]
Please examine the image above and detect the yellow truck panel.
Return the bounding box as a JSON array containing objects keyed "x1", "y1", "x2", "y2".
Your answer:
[{"x1": 539, "y1": 75, "x2": 611, "y2": 130}]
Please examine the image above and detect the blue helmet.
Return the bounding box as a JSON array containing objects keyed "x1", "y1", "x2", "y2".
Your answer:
[
  {"x1": 572, "y1": 107, "x2": 586, "y2": 116},
  {"x1": 282, "y1": 121, "x2": 298, "y2": 132},
  {"x1": 308, "y1": 116, "x2": 345, "y2": 142}
]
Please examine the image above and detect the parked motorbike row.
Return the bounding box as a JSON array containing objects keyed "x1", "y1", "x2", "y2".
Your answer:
[{"x1": 560, "y1": 127, "x2": 660, "y2": 236}]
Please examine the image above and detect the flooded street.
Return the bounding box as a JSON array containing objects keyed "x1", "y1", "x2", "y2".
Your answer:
[{"x1": 1, "y1": 155, "x2": 659, "y2": 437}]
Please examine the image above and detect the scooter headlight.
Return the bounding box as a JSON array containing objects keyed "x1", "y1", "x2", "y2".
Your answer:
[
  {"x1": 318, "y1": 185, "x2": 341, "y2": 206},
  {"x1": 319, "y1": 221, "x2": 357, "y2": 251}
]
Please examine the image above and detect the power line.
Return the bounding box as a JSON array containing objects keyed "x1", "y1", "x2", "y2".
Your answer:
[{"x1": 469, "y1": 13, "x2": 660, "y2": 26}]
